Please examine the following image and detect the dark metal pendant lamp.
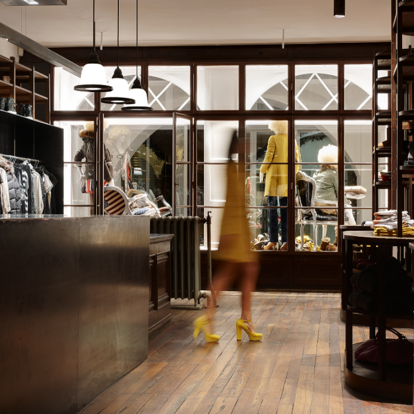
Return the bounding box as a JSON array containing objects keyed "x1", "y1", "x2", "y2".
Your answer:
[
  {"x1": 74, "y1": 0, "x2": 112, "y2": 92},
  {"x1": 122, "y1": 0, "x2": 153, "y2": 111},
  {"x1": 334, "y1": 0, "x2": 345, "y2": 18},
  {"x1": 101, "y1": 0, "x2": 135, "y2": 104}
]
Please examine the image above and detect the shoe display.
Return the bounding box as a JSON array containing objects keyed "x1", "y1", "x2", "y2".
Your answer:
[
  {"x1": 193, "y1": 315, "x2": 220, "y2": 343},
  {"x1": 263, "y1": 242, "x2": 276, "y2": 250},
  {"x1": 280, "y1": 242, "x2": 288, "y2": 251},
  {"x1": 5, "y1": 97, "x2": 16, "y2": 113},
  {"x1": 236, "y1": 319, "x2": 262, "y2": 341}
]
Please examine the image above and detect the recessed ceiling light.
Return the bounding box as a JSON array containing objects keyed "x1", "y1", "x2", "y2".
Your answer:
[{"x1": 24, "y1": 0, "x2": 39, "y2": 4}]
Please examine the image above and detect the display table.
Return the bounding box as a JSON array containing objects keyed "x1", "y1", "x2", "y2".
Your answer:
[
  {"x1": 0, "y1": 216, "x2": 150, "y2": 414},
  {"x1": 149, "y1": 234, "x2": 173, "y2": 338},
  {"x1": 343, "y1": 230, "x2": 414, "y2": 404}
]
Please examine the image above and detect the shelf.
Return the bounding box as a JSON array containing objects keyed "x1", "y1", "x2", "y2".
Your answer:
[
  {"x1": 399, "y1": 0, "x2": 414, "y2": 8},
  {"x1": 398, "y1": 10, "x2": 414, "y2": 35},
  {"x1": 399, "y1": 109, "x2": 414, "y2": 119},
  {"x1": 376, "y1": 77, "x2": 391, "y2": 85},
  {"x1": 376, "y1": 110, "x2": 391, "y2": 117},
  {"x1": 374, "y1": 147, "x2": 391, "y2": 156},
  {"x1": 0, "y1": 79, "x2": 13, "y2": 95},
  {"x1": 377, "y1": 119, "x2": 392, "y2": 125},
  {"x1": 347, "y1": 305, "x2": 414, "y2": 320},
  {"x1": 400, "y1": 165, "x2": 414, "y2": 174},
  {"x1": 35, "y1": 92, "x2": 48, "y2": 102},
  {"x1": 377, "y1": 84, "x2": 391, "y2": 93},
  {"x1": 374, "y1": 182, "x2": 391, "y2": 188}
]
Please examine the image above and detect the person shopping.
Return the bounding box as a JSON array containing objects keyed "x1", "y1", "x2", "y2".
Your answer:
[{"x1": 193, "y1": 131, "x2": 262, "y2": 343}]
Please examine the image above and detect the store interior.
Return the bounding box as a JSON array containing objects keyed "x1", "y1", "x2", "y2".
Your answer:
[{"x1": 0, "y1": 1, "x2": 412, "y2": 414}]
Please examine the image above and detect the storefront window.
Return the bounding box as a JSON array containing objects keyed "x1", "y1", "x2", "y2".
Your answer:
[
  {"x1": 246, "y1": 121, "x2": 289, "y2": 251},
  {"x1": 295, "y1": 120, "x2": 339, "y2": 251},
  {"x1": 246, "y1": 65, "x2": 288, "y2": 110},
  {"x1": 295, "y1": 65, "x2": 338, "y2": 110},
  {"x1": 148, "y1": 66, "x2": 190, "y2": 110},
  {"x1": 197, "y1": 66, "x2": 239, "y2": 110},
  {"x1": 344, "y1": 65, "x2": 372, "y2": 110}
]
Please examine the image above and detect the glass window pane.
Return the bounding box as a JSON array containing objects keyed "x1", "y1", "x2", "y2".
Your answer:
[
  {"x1": 100, "y1": 66, "x2": 141, "y2": 111},
  {"x1": 345, "y1": 165, "x2": 372, "y2": 208},
  {"x1": 54, "y1": 68, "x2": 96, "y2": 111},
  {"x1": 64, "y1": 206, "x2": 92, "y2": 217},
  {"x1": 295, "y1": 211, "x2": 338, "y2": 252},
  {"x1": 63, "y1": 164, "x2": 95, "y2": 209},
  {"x1": 296, "y1": 120, "x2": 338, "y2": 164},
  {"x1": 197, "y1": 207, "x2": 224, "y2": 250},
  {"x1": 344, "y1": 65, "x2": 372, "y2": 110},
  {"x1": 104, "y1": 118, "x2": 173, "y2": 205},
  {"x1": 344, "y1": 121, "x2": 372, "y2": 163},
  {"x1": 246, "y1": 65, "x2": 288, "y2": 110},
  {"x1": 295, "y1": 65, "x2": 338, "y2": 110},
  {"x1": 176, "y1": 207, "x2": 191, "y2": 217},
  {"x1": 176, "y1": 118, "x2": 191, "y2": 162},
  {"x1": 197, "y1": 66, "x2": 239, "y2": 110},
  {"x1": 245, "y1": 120, "x2": 288, "y2": 164},
  {"x1": 149, "y1": 66, "x2": 190, "y2": 111},
  {"x1": 176, "y1": 164, "x2": 191, "y2": 206},
  {"x1": 354, "y1": 209, "x2": 372, "y2": 225},
  {"x1": 197, "y1": 164, "x2": 227, "y2": 207},
  {"x1": 197, "y1": 121, "x2": 238, "y2": 162}
]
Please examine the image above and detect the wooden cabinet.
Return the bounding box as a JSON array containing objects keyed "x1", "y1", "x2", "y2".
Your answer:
[{"x1": 149, "y1": 234, "x2": 173, "y2": 338}]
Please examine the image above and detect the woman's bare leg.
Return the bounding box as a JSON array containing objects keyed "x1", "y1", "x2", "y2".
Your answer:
[
  {"x1": 240, "y1": 261, "x2": 259, "y2": 332},
  {"x1": 206, "y1": 261, "x2": 237, "y2": 322}
]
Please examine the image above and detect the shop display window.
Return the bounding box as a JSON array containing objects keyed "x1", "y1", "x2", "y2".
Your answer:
[
  {"x1": 197, "y1": 66, "x2": 239, "y2": 110},
  {"x1": 344, "y1": 65, "x2": 373, "y2": 110},
  {"x1": 148, "y1": 66, "x2": 190, "y2": 111},
  {"x1": 295, "y1": 65, "x2": 338, "y2": 110},
  {"x1": 246, "y1": 65, "x2": 288, "y2": 110}
]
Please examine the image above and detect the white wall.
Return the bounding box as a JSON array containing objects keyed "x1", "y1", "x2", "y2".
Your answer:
[{"x1": 0, "y1": 39, "x2": 19, "y2": 61}]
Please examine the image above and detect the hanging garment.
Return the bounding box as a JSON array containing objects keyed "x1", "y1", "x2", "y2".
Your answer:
[
  {"x1": 31, "y1": 170, "x2": 44, "y2": 214},
  {"x1": 14, "y1": 165, "x2": 27, "y2": 214},
  {"x1": 7, "y1": 171, "x2": 22, "y2": 214},
  {"x1": 21, "y1": 162, "x2": 33, "y2": 214},
  {"x1": 0, "y1": 167, "x2": 10, "y2": 214}
]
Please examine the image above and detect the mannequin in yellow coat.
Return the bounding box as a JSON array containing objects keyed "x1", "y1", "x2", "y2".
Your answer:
[{"x1": 260, "y1": 121, "x2": 301, "y2": 250}]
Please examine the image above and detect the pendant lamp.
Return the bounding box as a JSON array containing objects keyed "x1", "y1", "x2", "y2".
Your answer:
[
  {"x1": 101, "y1": 0, "x2": 135, "y2": 105},
  {"x1": 334, "y1": 0, "x2": 345, "y2": 18},
  {"x1": 74, "y1": 0, "x2": 112, "y2": 92},
  {"x1": 122, "y1": 0, "x2": 153, "y2": 111}
]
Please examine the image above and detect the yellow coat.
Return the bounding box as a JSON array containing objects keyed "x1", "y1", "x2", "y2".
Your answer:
[
  {"x1": 215, "y1": 161, "x2": 257, "y2": 264},
  {"x1": 260, "y1": 134, "x2": 301, "y2": 197}
]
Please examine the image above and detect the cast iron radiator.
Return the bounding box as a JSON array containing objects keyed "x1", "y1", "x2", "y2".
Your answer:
[{"x1": 150, "y1": 216, "x2": 212, "y2": 308}]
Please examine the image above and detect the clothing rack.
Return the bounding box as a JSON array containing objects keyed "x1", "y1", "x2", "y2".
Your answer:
[{"x1": 0, "y1": 154, "x2": 41, "y2": 163}]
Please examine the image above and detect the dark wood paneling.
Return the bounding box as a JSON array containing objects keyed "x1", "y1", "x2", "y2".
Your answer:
[
  {"x1": 148, "y1": 235, "x2": 173, "y2": 338},
  {"x1": 294, "y1": 256, "x2": 341, "y2": 287},
  {"x1": 0, "y1": 216, "x2": 150, "y2": 414}
]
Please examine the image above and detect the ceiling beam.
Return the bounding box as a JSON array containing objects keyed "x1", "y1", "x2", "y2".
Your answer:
[{"x1": 0, "y1": 21, "x2": 81, "y2": 77}]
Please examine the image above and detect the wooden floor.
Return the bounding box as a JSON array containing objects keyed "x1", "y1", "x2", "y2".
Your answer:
[{"x1": 79, "y1": 292, "x2": 413, "y2": 414}]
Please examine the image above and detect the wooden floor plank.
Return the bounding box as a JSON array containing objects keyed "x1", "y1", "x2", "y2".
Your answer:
[{"x1": 79, "y1": 292, "x2": 412, "y2": 414}]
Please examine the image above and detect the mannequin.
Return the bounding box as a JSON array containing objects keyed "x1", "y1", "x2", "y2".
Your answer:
[
  {"x1": 106, "y1": 126, "x2": 132, "y2": 190},
  {"x1": 74, "y1": 121, "x2": 114, "y2": 213},
  {"x1": 260, "y1": 121, "x2": 289, "y2": 250}
]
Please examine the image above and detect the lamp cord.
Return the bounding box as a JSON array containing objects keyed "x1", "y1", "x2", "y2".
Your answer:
[
  {"x1": 93, "y1": 0, "x2": 96, "y2": 52},
  {"x1": 117, "y1": 0, "x2": 120, "y2": 68},
  {"x1": 136, "y1": 0, "x2": 138, "y2": 79}
]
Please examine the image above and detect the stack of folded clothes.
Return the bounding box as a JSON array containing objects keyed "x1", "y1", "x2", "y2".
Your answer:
[
  {"x1": 371, "y1": 210, "x2": 414, "y2": 236},
  {"x1": 349, "y1": 257, "x2": 414, "y2": 314},
  {"x1": 378, "y1": 171, "x2": 391, "y2": 182}
]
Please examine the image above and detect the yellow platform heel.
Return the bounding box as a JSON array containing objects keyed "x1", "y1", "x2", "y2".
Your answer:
[
  {"x1": 236, "y1": 319, "x2": 263, "y2": 341},
  {"x1": 193, "y1": 315, "x2": 220, "y2": 343}
]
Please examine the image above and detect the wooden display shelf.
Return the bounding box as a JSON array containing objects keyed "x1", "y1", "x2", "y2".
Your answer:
[
  {"x1": 400, "y1": 165, "x2": 414, "y2": 173},
  {"x1": 399, "y1": 109, "x2": 414, "y2": 118},
  {"x1": 375, "y1": 181, "x2": 391, "y2": 188},
  {"x1": 345, "y1": 343, "x2": 412, "y2": 405},
  {"x1": 377, "y1": 84, "x2": 391, "y2": 93},
  {"x1": 374, "y1": 147, "x2": 391, "y2": 157},
  {"x1": 376, "y1": 77, "x2": 391, "y2": 85},
  {"x1": 399, "y1": 0, "x2": 414, "y2": 8},
  {"x1": 347, "y1": 305, "x2": 414, "y2": 321}
]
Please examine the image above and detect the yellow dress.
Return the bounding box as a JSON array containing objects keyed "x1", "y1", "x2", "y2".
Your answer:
[
  {"x1": 214, "y1": 161, "x2": 257, "y2": 263},
  {"x1": 260, "y1": 134, "x2": 301, "y2": 197}
]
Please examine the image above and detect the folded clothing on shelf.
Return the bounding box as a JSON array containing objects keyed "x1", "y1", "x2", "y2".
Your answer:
[
  {"x1": 372, "y1": 210, "x2": 414, "y2": 231},
  {"x1": 378, "y1": 171, "x2": 391, "y2": 182}
]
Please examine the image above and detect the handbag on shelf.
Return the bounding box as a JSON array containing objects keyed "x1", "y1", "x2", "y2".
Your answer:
[{"x1": 354, "y1": 328, "x2": 413, "y2": 365}]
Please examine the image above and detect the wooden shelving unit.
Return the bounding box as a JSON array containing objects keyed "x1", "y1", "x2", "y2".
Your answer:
[
  {"x1": 372, "y1": 51, "x2": 392, "y2": 212},
  {"x1": 395, "y1": 0, "x2": 414, "y2": 234},
  {"x1": 0, "y1": 54, "x2": 50, "y2": 123}
]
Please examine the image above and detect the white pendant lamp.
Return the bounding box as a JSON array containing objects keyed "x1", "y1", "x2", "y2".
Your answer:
[
  {"x1": 74, "y1": 0, "x2": 112, "y2": 93},
  {"x1": 122, "y1": 0, "x2": 152, "y2": 111},
  {"x1": 101, "y1": 0, "x2": 135, "y2": 105}
]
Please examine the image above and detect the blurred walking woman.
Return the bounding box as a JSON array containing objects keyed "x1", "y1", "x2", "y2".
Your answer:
[{"x1": 193, "y1": 131, "x2": 262, "y2": 343}]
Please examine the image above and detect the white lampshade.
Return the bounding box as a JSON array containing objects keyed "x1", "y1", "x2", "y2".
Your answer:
[
  {"x1": 101, "y1": 68, "x2": 135, "y2": 105},
  {"x1": 75, "y1": 62, "x2": 112, "y2": 92},
  {"x1": 122, "y1": 78, "x2": 153, "y2": 111}
]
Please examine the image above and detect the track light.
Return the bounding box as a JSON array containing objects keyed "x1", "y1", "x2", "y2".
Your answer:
[{"x1": 334, "y1": 0, "x2": 345, "y2": 18}]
